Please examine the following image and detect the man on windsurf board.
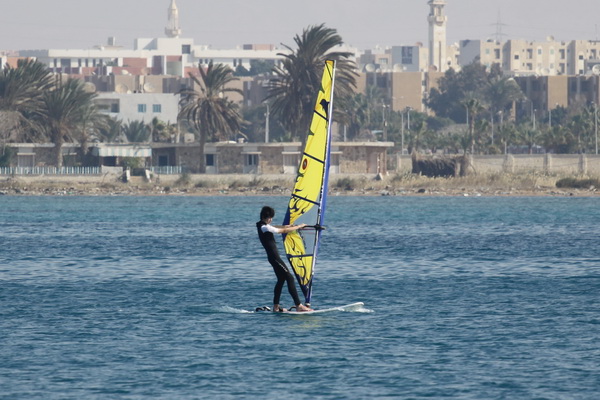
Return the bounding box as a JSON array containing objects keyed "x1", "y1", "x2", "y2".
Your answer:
[{"x1": 256, "y1": 206, "x2": 312, "y2": 312}]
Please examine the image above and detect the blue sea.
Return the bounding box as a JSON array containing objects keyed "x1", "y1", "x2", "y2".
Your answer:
[{"x1": 1, "y1": 195, "x2": 599, "y2": 399}]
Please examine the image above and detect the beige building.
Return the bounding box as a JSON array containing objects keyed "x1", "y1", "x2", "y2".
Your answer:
[{"x1": 459, "y1": 38, "x2": 600, "y2": 77}]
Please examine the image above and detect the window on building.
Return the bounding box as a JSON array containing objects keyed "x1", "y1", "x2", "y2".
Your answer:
[
  {"x1": 537, "y1": 49, "x2": 542, "y2": 55},
  {"x1": 485, "y1": 49, "x2": 490, "y2": 55},
  {"x1": 527, "y1": 49, "x2": 533, "y2": 59},
  {"x1": 206, "y1": 154, "x2": 215, "y2": 166},
  {"x1": 401, "y1": 47, "x2": 413, "y2": 64},
  {"x1": 559, "y1": 49, "x2": 566, "y2": 59},
  {"x1": 579, "y1": 55, "x2": 584, "y2": 60},
  {"x1": 182, "y1": 44, "x2": 191, "y2": 54},
  {"x1": 138, "y1": 104, "x2": 147, "y2": 113},
  {"x1": 494, "y1": 49, "x2": 500, "y2": 59},
  {"x1": 111, "y1": 103, "x2": 119, "y2": 113},
  {"x1": 152, "y1": 104, "x2": 161, "y2": 113},
  {"x1": 514, "y1": 54, "x2": 520, "y2": 60},
  {"x1": 246, "y1": 154, "x2": 259, "y2": 166}
]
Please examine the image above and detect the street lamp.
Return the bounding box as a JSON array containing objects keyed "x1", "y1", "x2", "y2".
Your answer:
[
  {"x1": 264, "y1": 102, "x2": 270, "y2": 143},
  {"x1": 594, "y1": 102, "x2": 598, "y2": 155},
  {"x1": 382, "y1": 103, "x2": 389, "y2": 141}
]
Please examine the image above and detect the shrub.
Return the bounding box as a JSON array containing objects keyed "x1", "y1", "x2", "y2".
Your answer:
[
  {"x1": 556, "y1": 177, "x2": 600, "y2": 189},
  {"x1": 175, "y1": 172, "x2": 191, "y2": 186},
  {"x1": 334, "y1": 177, "x2": 357, "y2": 191}
]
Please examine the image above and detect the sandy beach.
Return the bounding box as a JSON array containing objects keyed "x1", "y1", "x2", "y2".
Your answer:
[{"x1": 0, "y1": 172, "x2": 598, "y2": 197}]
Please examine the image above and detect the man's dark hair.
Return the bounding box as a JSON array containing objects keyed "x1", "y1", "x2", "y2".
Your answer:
[{"x1": 260, "y1": 206, "x2": 275, "y2": 220}]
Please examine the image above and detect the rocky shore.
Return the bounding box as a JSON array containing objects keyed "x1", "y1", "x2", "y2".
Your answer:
[{"x1": 0, "y1": 172, "x2": 598, "y2": 197}]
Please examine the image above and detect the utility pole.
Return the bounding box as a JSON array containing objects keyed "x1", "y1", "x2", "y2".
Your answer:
[
  {"x1": 264, "y1": 103, "x2": 270, "y2": 143},
  {"x1": 595, "y1": 102, "x2": 598, "y2": 155}
]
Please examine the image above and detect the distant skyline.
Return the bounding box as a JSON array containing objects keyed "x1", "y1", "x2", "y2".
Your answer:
[{"x1": 1, "y1": 0, "x2": 599, "y2": 51}]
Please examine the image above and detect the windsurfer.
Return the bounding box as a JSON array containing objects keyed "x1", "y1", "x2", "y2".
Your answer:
[{"x1": 256, "y1": 206, "x2": 313, "y2": 312}]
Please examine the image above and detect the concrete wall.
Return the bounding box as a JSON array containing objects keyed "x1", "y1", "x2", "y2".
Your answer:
[{"x1": 395, "y1": 154, "x2": 600, "y2": 175}]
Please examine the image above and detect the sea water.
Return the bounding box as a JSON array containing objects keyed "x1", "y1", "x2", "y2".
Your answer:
[{"x1": 1, "y1": 195, "x2": 599, "y2": 399}]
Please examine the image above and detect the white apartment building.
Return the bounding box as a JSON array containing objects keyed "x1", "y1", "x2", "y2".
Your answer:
[{"x1": 95, "y1": 92, "x2": 180, "y2": 125}]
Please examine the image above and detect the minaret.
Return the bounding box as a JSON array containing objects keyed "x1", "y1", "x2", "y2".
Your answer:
[
  {"x1": 165, "y1": 0, "x2": 182, "y2": 38},
  {"x1": 428, "y1": 0, "x2": 447, "y2": 72}
]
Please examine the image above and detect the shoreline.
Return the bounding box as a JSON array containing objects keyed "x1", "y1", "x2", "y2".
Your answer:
[{"x1": 0, "y1": 172, "x2": 598, "y2": 197}]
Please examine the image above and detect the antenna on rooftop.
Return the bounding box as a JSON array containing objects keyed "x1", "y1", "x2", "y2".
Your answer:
[{"x1": 493, "y1": 9, "x2": 507, "y2": 42}]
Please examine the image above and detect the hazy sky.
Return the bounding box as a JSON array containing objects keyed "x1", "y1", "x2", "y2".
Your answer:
[{"x1": 1, "y1": 0, "x2": 599, "y2": 51}]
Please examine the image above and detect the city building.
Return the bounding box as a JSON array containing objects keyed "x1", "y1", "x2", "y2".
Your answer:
[
  {"x1": 459, "y1": 37, "x2": 600, "y2": 77},
  {"x1": 18, "y1": 0, "x2": 287, "y2": 78}
]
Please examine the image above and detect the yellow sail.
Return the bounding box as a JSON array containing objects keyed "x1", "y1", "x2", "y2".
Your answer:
[{"x1": 283, "y1": 60, "x2": 335, "y2": 304}]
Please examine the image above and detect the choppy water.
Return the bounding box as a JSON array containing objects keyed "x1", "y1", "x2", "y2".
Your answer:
[{"x1": 1, "y1": 195, "x2": 599, "y2": 399}]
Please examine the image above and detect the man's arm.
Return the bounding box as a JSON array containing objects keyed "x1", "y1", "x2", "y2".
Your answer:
[{"x1": 272, "y1": 224, "x2": 306, "y2": 233}]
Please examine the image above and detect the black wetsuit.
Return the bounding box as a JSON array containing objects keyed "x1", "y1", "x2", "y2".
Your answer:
[{"x1": 256, "y1": 220, "x2": 301, "y2": 306}]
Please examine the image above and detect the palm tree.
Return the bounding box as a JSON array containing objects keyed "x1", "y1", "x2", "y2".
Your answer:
[
  {"x1": 0, "y1": 59, "x2": 53, "y2": 142},
  {"x1": 34, "y1": 77, "x2": 98, "y2": 167},
  {"x1": 483, "y1": 75, "x2": 524, "y2": 146},
  {"x1": 336, "y1": 93, "x2": 368, "y2": 140},
  {"x1": 0, "y1": 59, "x2": 53, "y2": 112},
  {"x1": 179, "y1": 62, "x2": 244, "y2": 173},
  {"x1": 462, "y1": 96, "x2": 484, "y2": 154},
  {"x1": 516, "y1": 122, "x2": 542, "y2": 154},
  {"x1": 267, "y1": 24, "x2": 357, "y2": 144},
  {"x1": 74, "y1": 102, "x2": 109, "y2": 163},
  {"x1": 496, "y1": 122, "x2": 518, "y2": 154},
  {"x1": 123, "y1": 120, "x2": 151, "y2": 143},
  {"x1": 149, "y1": 117, "x2": 174, "y2": 143},
  {"x1": 98, "y1": 117, "x2": 124, "y2": 143}
]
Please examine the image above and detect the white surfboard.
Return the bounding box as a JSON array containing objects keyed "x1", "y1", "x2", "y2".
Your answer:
[{"x1": 273, "y1": 302, "x2": 365, "y2": 315}]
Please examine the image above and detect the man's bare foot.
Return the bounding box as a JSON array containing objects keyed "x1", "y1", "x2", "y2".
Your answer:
[{"x1": 296, "y1": 304, "x2": 313, "y2": 312}]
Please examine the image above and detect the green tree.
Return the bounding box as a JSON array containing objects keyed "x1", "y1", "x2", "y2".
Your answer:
[
  {"x1": 496, "y1": 122, "x2": 518, "y2": 154},
  {"x1": 427, "y1": 63, "x2": 489, "y2": 122},
  {"x1": 75, "y1": 102, "x2": 108, "y2": 164},
  {"x1": 336, "y1": 93, "x2": 369, "y2": 141},
  {"x1": 34, "y1": 77, "x2": 98, "y2": 167},
  {"x1": 0, "y1": 59, "x2": 53, "y2": 141},
  {"x1": 123, "y1": 120, "x2": 150, "y2": 143},
  {"x1": 568, "y1": 110, "x2": 593, "y2": 153},
  {"x1": 149, "y1": 117, "x2": 176, "y2": 143},
  {"x1": 0, "y1": 59, "x2": 53, "y2": 112},
  {"x1": 516, "y1": 122, "x2": 543, "y2": 154},
  {"x1": 179, "y1": 62, "x2": 245, "y2": 173},
  {"x1": 483, "y1": 75, "x2": 524, "y2": 145},
  {"x1": 241, "y1": 103, "x2": 286, "y2": 143},
  {"x1": 542, "y1": 124, "x2": 577, "y2": 153},
  {"x1": 267, "y1": 24, "x2": 357, "y2": 144},
  {"x1": 462, "y1": 96, "x2": 484, "y2": 154},
  {"x1": 98, "y1": 117, "x2": 123, "y2": 143}
]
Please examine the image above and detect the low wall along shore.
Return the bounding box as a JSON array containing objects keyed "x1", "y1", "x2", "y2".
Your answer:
[
  {"x1": 395, "y1": 154, "x2": 600, "y2": 175},
  {"x1": 1, "y1": 154, "x2": 599, "y2": 196}
]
